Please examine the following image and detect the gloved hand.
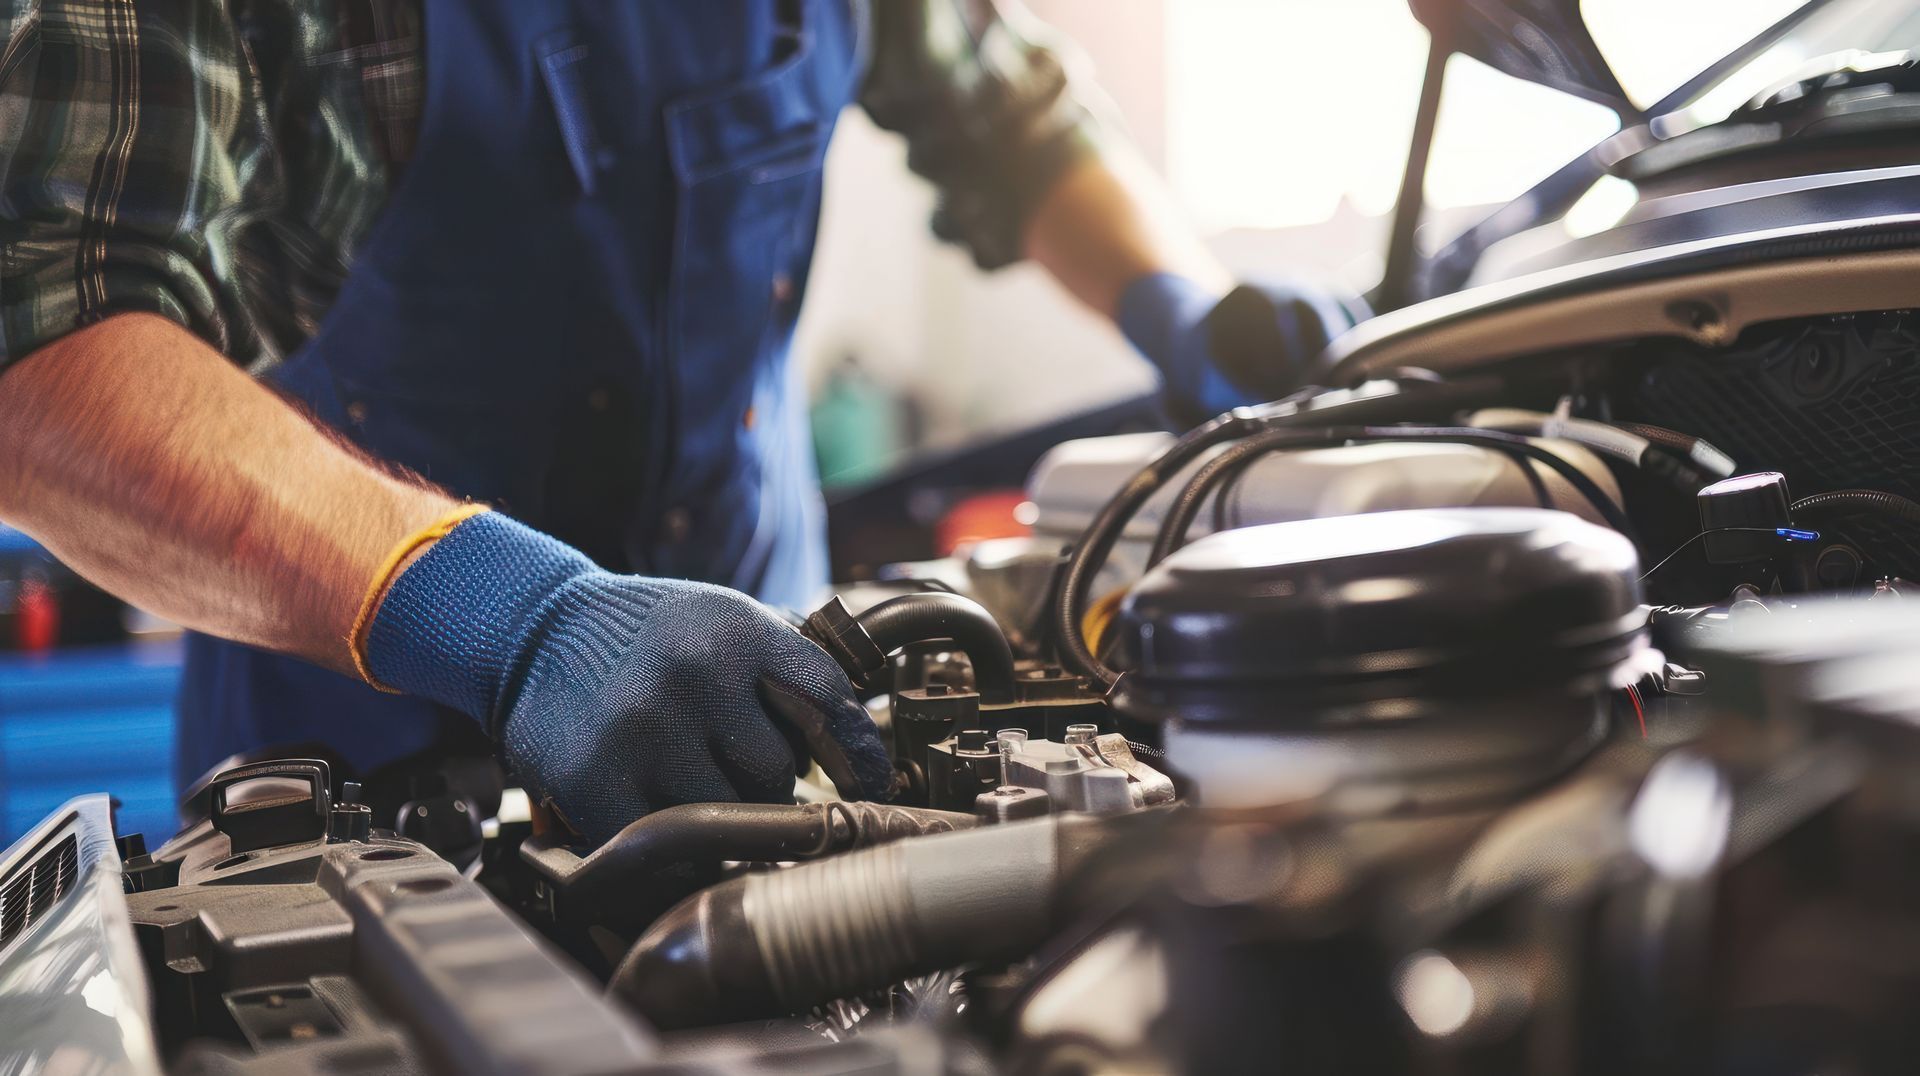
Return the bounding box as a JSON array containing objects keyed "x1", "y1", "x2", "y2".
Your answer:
[
  {"x1": 362, "y1": 511, "x2": 893, "y2": 846},
  {"x1": 1118, "y1": 273, "x2": 1368, "y2": 423}
]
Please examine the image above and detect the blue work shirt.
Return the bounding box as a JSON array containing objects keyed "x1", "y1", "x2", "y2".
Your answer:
[{"x1": 0, "y1": 0, "x2": 1108, "y2": 790}]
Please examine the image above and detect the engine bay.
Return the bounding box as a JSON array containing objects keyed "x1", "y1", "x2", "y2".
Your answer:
[
  {"x1": 10, "y1": 0, "x2": 1920, "y2": 1070},
  {"x1": 14, "y1": 304, "x2": 1920, "y2": 1074}
]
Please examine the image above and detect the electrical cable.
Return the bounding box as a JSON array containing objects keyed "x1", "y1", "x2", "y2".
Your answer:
[
  {"x1": 1205, "y1": 433, "x2": 1555, "y2": 532},
  {"x1": 1146, "y1": 429, "x2": 1314, "y2": 568},
  {"x1": 1468, "y1": 408, "x2": 1732, "y2": 490},
  {"x1": 1637, "y1": 530, "x2": 1725, "y2": 583},
  {"x1": 1637, "y1": 526, "x2": 1817, "y2": 583},
  {"x1": 1356, "y1": 427, "x2": 1635, "y2": 535},
  {"x1": 1470, "y1": 407, "x2": 1655, "y2": 467},
  {"x1": 1209, "y1": 449, "x2": 1264, "y2": 534},
  {"x1": 1051, "y1": 410, "x2": 1342, "y2": 687},
  {"x1": 1056, "y1": 418, "x2": 1636, "y2": 689},
  {"x1": 1491, "y1": 439, "x2": 1557, "y2": 511},
  {"x1": 1156, "y1": 429, "x2": 1550, "y2": 566},
  {"x1": 1148, "y1": 427, "x2": 1626, "y2": 571}
]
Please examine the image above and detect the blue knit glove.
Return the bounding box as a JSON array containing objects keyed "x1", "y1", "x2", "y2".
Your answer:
[
  {"x1": 363, "y1": 512, "x2": 893, "y2": 846},
  {"x1": 1119, "y1": 273, "x2": 1367, "y2": 422}
]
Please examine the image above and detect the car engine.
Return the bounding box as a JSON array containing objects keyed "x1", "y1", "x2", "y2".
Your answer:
[
  {"x1": 16, "y1": 16, "x2": 1920, "y2": 1072},
  {"x1": 16, "y1": 338, "x2": 1920, "y2": 1073}
]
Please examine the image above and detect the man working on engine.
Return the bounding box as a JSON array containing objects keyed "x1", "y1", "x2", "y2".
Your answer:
[{"x1": 0, "y1": 1, "x2": 1358, "y2": 844}]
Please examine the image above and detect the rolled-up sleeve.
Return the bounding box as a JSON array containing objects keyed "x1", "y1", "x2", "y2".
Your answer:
[
  {"x1": 0, "y1": 0, "x2": 245, "y2": 372},
  {"x1": 860, "y1": 0, "x2": 1106, "y2": 270}
]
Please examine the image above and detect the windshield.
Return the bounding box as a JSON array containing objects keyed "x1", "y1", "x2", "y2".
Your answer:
[
  {"x1": 1650, "y1": 0, "x2": 1920, "y2": 132},
  {"x1": 1582, "y1": 0, "x2": 1814, "y2": 111}
]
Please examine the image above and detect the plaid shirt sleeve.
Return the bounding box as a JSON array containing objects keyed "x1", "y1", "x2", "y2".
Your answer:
[
  {"x1": 862, "y1": 0, "x2": 1107, "y2": 270},
  {"x1": 0, "y1": 0, "x2": 251, "y2": 373}
]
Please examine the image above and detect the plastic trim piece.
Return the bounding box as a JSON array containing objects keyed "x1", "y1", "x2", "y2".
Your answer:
[{"x1": 0, "y1": 796, "x2": 161, "y2": 1075}]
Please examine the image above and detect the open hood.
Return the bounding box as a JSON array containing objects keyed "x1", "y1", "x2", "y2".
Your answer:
[{"x1": 1407, "y1": 0, "x2": 1634, "y2": 113}]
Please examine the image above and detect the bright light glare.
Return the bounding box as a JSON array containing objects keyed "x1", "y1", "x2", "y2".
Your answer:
[
  {"x1": 1165, "y1": 0, "x2": 1618, "y2": 234},
  {"x1": 1396, "y1": 951, "x2": 1476, "y2": 1037},
  {"x1": 1166, "y1": 0, "x2": 1424, "y2": 229},
  {"x1": 1628, "y1": 751, "x2": 1733, "y2": 880},
  {"x1": 82, "y1": 970, "x2": 120, "y2": 1017},
  {"x1": 1563, "y1": 174, "x2": 1640, "y2": 239},
  {"x1": 1583, "y1": 0, "x2": 1811, "y2": 109},
  {"x1": 1426, "y1": 55, "x2": 1620, "y2": 214}
]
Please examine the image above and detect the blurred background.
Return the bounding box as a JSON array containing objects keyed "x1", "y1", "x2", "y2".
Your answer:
[
  {"x1": 799, "y1": 0, "x2": 1803, "y2": 485},
  {"x1": 0, "y1": 0, "x2": 1811, "y2": 845}
]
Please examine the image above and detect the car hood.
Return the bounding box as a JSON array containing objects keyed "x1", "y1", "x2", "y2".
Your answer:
[{"x1": 1408, "y1": 0, "x2": 1633, "y2": 112}]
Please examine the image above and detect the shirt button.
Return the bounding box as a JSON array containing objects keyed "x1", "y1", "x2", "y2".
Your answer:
[
  {"x1": 587, "y1": 388, "x2": 611, "y2": 412},
  {"x1": 345, "y1": 400, "x2": 369, "y2": 425},
  {"x1": 771, "y1": 272, "x2": 794, "y2": 304},
  {"x1": 742, "y1": 405, "x2": 757, "y2": 430},
  {"x1": 661, "y1": 507, "x2": 692, "y2": 544}
]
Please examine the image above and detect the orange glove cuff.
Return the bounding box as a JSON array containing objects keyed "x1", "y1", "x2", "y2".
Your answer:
[{"x1": 346, "y1": 503, "x2": 491, "y2": 692}]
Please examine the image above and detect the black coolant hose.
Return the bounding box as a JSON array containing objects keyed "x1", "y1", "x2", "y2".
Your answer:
[
  {"x1": 610, "y1": 813, "x2": 1097, "y2": 1029},
  {"x1": 520, "y1": 801, "x2": 976, "y2": 916},
  {"x1": 1146, "y1": 426, "x2": 1636, "y2": 570},
  {"x1": 1056, "y1": 413, "x2": 1641, "y2": 687},
  {"x1": 1790, "y1": 489, "x2": 1920, "y2": 528},
  {"x1": 857, "y1": 592, "x2": 1017, "y2": 702},
  {"x1": 1146, "y1": 427, "x2": 1328, "y2": 569},
  {"x1": 1058, "y1": 419, "x2": 1636, "y2": 688},
  {"x1": 1612, "y1": 420, "x2": 1738, "y2": 476},
  {"x1": 1052, "y1": 409, "x2": 1338, "y2": 688},
  {"x1": 805, "y1": 591, "x2": 1018, "y2": 703}
]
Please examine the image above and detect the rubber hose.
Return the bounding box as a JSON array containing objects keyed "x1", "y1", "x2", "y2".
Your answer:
[
  {"x1": 1148, "y1": 429, "x2": 1306, "y2": 568},
  {"x1": 855, "y1": 592, "x2": 1019, "y2": 703},
  {"x1": 611, "y1": 815, "x2": 1070, "y2": 1029},
  {"x1": 1148, "y1": 427, "x2": 1633, "y2": 571},
  {"x1": 1468, "y1": 407, "x2": 1652, "y2": 467},
  {"x1": 1056, "y1": 421, "x2": 1634, "y2": 688},
  {"x1": 1210, "y1": 450, "x2": 1263, "y2": 534},
  {"x1": 1053, "y1": 411, "x2": 1341, "y2": 687},
  {"x1": 1356, "y1": 427, "x2": 1634, "y2": 536},
  {"x1": 1472, "y1": 410, "x2": 1735, "y2": 487},
  {"x1": 1054, "y1": 411, "x2": 1263, "y2": 686},
  {"x1": 1613, "y1": 421, "x2": 1738, "y2": 477},
  {"x1": 1790, "y1": 489, "x2": 1920, "y2": 527},
  {"x1": 520, "y1": 801, "x2": 976, "y2": 913}
]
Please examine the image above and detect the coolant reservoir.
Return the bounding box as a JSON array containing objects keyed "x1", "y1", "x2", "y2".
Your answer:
[{"x1": 1110, "y1": 507, "x2": 1656, "y2": 813}]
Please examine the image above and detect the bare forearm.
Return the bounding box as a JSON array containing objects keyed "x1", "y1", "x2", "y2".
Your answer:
[
  {"x1": 0, "y1": 313, "x2": 458, "y2": 671},
  {"x1": 1023, "y1": 151, "x2": 1231, "y2": 319}
]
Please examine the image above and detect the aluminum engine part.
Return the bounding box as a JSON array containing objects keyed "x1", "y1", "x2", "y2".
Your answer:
[{"x1": 928, "y1": 729, "x2": 1173, "y2": 815}]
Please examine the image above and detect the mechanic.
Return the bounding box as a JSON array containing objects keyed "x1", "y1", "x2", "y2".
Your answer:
[{"x1": 0, "y1": 1, "x2": 1359, "y2": 845}]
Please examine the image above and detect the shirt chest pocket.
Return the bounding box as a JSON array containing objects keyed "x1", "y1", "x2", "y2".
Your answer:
[{"x1": 661, "y1": 26, "x2": 834, "y2": 437}]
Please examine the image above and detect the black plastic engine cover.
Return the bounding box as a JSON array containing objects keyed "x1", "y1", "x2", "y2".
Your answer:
[
  {"x1": 1112, "y1": 507, "x2": 1649, "y2": 726},
  {"x1": 130, "y1": 816, "x2": 658, "y2": 1074}
]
